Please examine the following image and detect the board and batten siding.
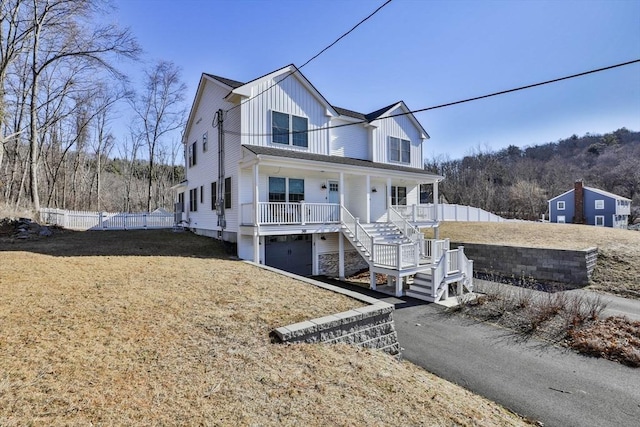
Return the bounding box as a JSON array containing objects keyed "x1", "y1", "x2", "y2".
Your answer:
[
  {"x1": 241, "y1": 75, "x2": 331, "y2": 155},
  {"x1": 371, "y1": 106, "x2": 424, "y2": 169},
  {"x1": 185, "y1": 79, "x2": 241, "y2": 234},
  {"x1": 330, "y1": 119, "x2": 369, "y2": 159}
]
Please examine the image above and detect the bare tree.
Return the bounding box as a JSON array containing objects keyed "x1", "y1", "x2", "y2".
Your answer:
[
  {"x1": 26, "y1": 0, "x2": 139, "y2": 210},
  {"x1": 130, "y1": 60, "x2": 186, "y2": 212}
]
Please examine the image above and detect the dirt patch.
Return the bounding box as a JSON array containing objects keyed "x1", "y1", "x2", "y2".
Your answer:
[
  {"x1": 428, "y1": 221, "x2": 640, "y2": 299},
  {"x1": 0, "y1": 228, "x2": 531, "y2": 426}
]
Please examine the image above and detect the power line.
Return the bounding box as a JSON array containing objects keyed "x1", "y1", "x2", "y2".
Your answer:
[
  {"x1": 223, "y1": 58, "x2": 640, "y2": 138},
  {"x1": 224, "y1": 0, "x2": 393, "y2": 114}
]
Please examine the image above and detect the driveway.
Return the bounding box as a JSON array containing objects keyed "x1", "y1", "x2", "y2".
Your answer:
[{"x1": 320, "y1": 280, "x2": 640, "y2": 427}]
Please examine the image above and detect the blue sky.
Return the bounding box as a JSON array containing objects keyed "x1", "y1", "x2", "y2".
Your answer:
[{"x1": 114, "y1": 0, "x2": 640, "y2": 160}]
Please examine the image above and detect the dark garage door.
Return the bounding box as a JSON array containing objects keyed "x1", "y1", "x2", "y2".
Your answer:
[{"x1": 265, "y1": 234, "x2": 312, "y2": 276}]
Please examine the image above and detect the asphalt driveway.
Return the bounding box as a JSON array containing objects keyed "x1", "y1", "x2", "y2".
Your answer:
[{"x1": 320, "y1": 279, "x2": 640, "y2": 427}]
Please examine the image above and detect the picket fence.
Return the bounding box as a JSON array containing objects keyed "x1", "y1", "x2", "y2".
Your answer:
[{"x1": 39, "y1": 208, "x2": 174, "y2": 231}]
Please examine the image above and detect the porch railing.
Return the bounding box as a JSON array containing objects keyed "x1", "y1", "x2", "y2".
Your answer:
[
  {"x1": 387, "y1": 206, "x2": 422, "y2": 244},
  {"x1": 241, "y1": 202, "x2": 340, "y2": 225},
  {"x1": 392, "y1": 204, "x2": 436, "y2": 222}
]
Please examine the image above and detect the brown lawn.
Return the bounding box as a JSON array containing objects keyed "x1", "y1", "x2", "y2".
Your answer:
[
  {"x1": 428, "y1": 222, "x2": 640, "y2": 299},
  {"x1": 0, "y1": 229, "x2": 529, "y2": 426}
]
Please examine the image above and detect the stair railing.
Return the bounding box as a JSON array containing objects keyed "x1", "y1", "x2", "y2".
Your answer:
[{"x1": 341, "y1": 206, "x2": 375, "y2": 262}]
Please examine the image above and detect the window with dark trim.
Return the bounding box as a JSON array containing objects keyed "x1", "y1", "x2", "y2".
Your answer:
[
  {"x1": 271, "y1": 111, "x2": 308, "y2": 147},
  {"x1": 269, "y1": 177, "x2": 305, "y2": 202},
  {"x1": 189, "y1": 188, "x2": 198, "y2": 212},
  {"x1": 188, "y1": 141, "x2": 197, "y2": 167},
  {"x1": 211, "y1": 182, "x2": 217, "y2": 210},
  {"x1": 389, "y1": 137, "x2": 410, "y2": 164},
  {"x1": 391, "y1": 186, "x2": 407, "y2": 205},
  {"x1": 224, "y1": 177, "x2": 231, "y2": 209}
]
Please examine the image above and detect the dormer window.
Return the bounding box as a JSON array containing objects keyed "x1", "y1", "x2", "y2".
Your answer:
[
  {"x1": 389, "y1": 137, "x2": 410, "y2": 164},
  {"x1": 272, "y1": 111, "x2": 308, "y2": 148}
]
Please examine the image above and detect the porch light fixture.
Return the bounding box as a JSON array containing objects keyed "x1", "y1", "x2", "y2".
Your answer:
[
  {"x1": 372, "y1": 187, "x2": 377, "y2": 193},
  {"x1": 321, "y1": 183, "x2": 327, "y2": 189}
]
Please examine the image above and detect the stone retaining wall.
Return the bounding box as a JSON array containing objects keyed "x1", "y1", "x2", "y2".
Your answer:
[
  {"x1": 318, "y1": 250, "x2": 369, "y2": 278},
  {"x1": 273, "y1": 302, "x2": 399, "y2": 355},
  {"x1": 452, "y1": 242, "x2": 598, "y2": 288},
  {"x1": 244, "y1": 261, "x2": 400, "y2": 355}
]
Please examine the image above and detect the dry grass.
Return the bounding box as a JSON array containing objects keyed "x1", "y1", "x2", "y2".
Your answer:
[
  {"x1": 0, "y1": 229, "x2": 530, "y2": 426},
  {"x1": 569, "y1": 317, "x2": 640, "y2": 367},
  {"x1": 429, "y1": 221, "x2": 640, "y2": 299}
]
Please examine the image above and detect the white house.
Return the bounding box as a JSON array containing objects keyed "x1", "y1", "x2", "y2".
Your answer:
[{"x1": 175, "y1": 64, "x2": 473, "y2": 302}]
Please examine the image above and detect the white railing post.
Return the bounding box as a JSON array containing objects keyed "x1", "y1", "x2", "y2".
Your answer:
[
  {"x1": 300, "y1": 201, "x2": 306, "y2": 225},
  {"x1": 143, "y1": 213, "x2": 148, "y2": 230},
  {"x1": 444, "y1": 249, "x2": 450, "y2": 275},
  {"x1": 458, "y1": 246, "x2": 465, "y2": 272},
  {"x1": 412, "y1": 204, "x2": 417, "y2": 222},
  {"x1": 355, "y1": 217, "x2": 360, "y2": 241},
  {"x1": 397, "y1": 244, "x2": 402, "y2": 270}
]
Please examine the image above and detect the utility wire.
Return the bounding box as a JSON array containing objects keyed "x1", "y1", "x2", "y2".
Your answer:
[
  {"x1": 223, "y1": 59, "x2": 640, "y2": 137},
  {"x1": 224, "y1": 0, "x2": 393, "y2": 114}
]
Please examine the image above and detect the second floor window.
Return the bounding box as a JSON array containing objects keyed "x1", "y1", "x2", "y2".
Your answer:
[
  {"x1": 595, "y1": 199, "x2": 604, "y2": 210},
  {"x1": 272, "y1": 111, "x2": 308, "y2": 148},
  {"x1": 557, "y1": 201, "x2": 565, "y2": 210},
  {"x1": 389, "y1": 137, "x2": 410, "y2": 164},
  {"x1": 188, "y1": 141, "x2": 197, "y2": 167}
]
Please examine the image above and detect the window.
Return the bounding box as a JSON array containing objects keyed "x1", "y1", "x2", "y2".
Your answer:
[
  {"x1": 224, "y1": 177, "x2": 231, "y2": 209},
  {"x1": 557, "y1": 201, "x2": 565, "y2": 210},
  {"x1": 391, "y1": 186, "x2": 407, "y2": 206},
  {"x1": 389, "y1": 137, "x2": 410, "y2": 164},
  {"x1": 189, "y1": 188, "x2": 198, "y2": 212},
  {"x1": 595, "y1": 215, "x2": 605, "y2": 226},
  {"x1": 595, "y1": 199, "x2": 604, "y2": 210},
  {"x1": 188, "y1": 141, "x2": 197, "y2": 167},
  {"x1": 211, "y1": 182, "x2": 217, "y2": 210},
  {"x1": 557, "y1": 215, "x2": 566, "y2": 223},
  {"x1": 200, "y1": 186, "x2": 204, "y2": 204},
  {"x1": 203, "y1": 132, "x2": 208, "y2": 152},
  {"x1": 269, "y1": 177, "x2": 305, "y2": 202},
  {"x1": 272, "y1": 111, "x2": 308, "y2": 147}
]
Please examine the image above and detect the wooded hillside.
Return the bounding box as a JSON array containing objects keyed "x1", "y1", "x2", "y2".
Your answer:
[{"x1": 426, "y1": 128, "x2": 639, "y2": 222}]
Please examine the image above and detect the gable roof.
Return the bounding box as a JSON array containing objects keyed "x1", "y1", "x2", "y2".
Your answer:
[
  {"x1": 203, "y1": 73, "x2": 243, "y2": 89},
  {"x1": 548, "y1": 186, "x2": 631, "y2": 202},
  {"x1": 243, "y1": 144, "x2": 443, "y2": 180}
]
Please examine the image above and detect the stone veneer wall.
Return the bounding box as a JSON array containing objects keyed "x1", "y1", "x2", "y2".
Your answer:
[
  {"x1": 452, "y1": 242, "x2": 598, "y2": 288},
  {"x1": 318, "y1": 250, "x2": 369, "y2": 277},
  {"x1": 244, "y1": 261, "x2": 400, "y2": 355}
]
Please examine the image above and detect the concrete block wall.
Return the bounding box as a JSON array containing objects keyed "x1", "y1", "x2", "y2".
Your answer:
[
  {"x1": 274, "y1": 302, "x2": 399, "y2": 355},
  {"x1": 244, "y1": 261, "x2": 400, "y2": 355},
  {"x1": 452, "y1": 243, "x2": 598, "y2": 288}
]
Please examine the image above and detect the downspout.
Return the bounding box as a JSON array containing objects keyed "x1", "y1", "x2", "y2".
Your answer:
[{"x1": 216, "y1": 109, "x2": 226, "y2": 234}]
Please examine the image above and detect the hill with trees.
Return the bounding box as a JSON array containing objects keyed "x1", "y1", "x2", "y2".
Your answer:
[{"x1": 425, "y1": 128, "x2": 639, "y2": 223}]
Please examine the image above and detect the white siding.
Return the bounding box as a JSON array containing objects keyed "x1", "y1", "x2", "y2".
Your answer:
[
  {"x1": 330, "y1": 119, "x2": 369, "y2": 159},
  {"x1": 241, "y1": 75, "x2": 331, "y2": 154},
  {"x1": 372, "y1": 106, "x2": 424, "y2": 168},
  {"x1": 184, "y1": 79, "x2": 241, "y2": 233},
  {"x1": 315, "y1": 232, "x2": 339, "y2": 254}
]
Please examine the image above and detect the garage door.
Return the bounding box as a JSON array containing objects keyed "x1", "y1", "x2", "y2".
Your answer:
[{"x1": 265, "y1": 234, "x2": 312, "y2": 276}]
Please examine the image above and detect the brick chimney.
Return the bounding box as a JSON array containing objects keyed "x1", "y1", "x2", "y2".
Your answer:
[{"x1": 574, "y1": 180, "x2": 585, "y2": 224}]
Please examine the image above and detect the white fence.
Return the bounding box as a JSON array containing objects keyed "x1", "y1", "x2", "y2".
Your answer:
[
  {"x1": 39, "y1": 208, "x2": 174, "y2": 231},
  {"x1": 430, "y1": 203, "x2": 504, "y2": 222}
]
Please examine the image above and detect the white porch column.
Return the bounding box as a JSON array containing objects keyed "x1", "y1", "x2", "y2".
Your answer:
[
  {"x1": 433, "y1": 180, "x2": 440, "y2": 240},
  {"x1": 338, "y1": 231, "x2": 345, "y2": 280},
  {"x1": 339, "y1": 172, "x2": 344, "y2": 208},
  {"x1": 386, "y1": 178, "x2": 392, "y2": 209},
  {"x1": 253, "y1": 163, "x2": 260, "y2": 263},
  {"x1": 395, "y1": 274, "x2": 403, "y2": 297},
  {"x1": 365, "y1": 174, "x2": 371, "y2": 223},
  {"x1": 370, "y1": 268, "x2": 377, "y2": 290}
]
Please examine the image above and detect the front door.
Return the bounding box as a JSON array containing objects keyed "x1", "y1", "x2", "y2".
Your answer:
[{"x1": 328, "y1": 180, "x2": 339, "y2": 204}]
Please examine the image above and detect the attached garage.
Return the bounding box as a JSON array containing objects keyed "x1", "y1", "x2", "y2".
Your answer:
[{"x1": 265, "y1": 234, "x2": 313, "y2": 276}]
